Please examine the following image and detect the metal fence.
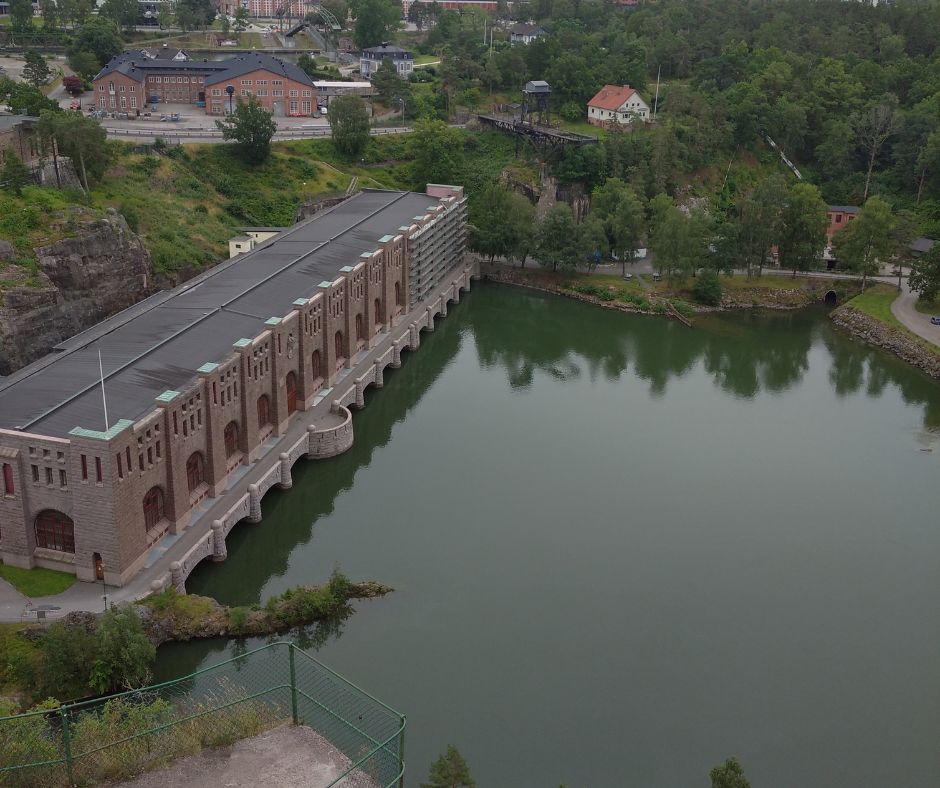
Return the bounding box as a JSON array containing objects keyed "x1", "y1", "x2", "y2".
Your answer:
[{"x1": 0, "y1": 641, "x2": 405, "y2": 788}]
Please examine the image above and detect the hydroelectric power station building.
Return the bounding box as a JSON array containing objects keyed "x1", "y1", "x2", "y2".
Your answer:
[{"x1": 0, "y1": 186, "x2": 470, "y2": 589}]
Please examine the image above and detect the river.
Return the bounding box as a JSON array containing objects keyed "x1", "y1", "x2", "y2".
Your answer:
[{"x1": 155, "y1": 282, "x2": 940, "y2": 788}]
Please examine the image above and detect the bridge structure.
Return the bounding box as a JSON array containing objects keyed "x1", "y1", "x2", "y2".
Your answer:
[{"x1": 476, "y1": 114, "x2": 599, "y2": 152}]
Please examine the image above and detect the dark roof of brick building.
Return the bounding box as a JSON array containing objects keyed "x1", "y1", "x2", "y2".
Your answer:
[
  {"x1": 94, "y1": 51, "x2": 313, "y2": 88},
  {"x1": 0, "y1": 189, "x2": 438, "y2": 438}
]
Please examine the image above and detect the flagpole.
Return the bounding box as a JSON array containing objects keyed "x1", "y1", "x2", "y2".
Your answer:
[{"x1": 98, "y1": 349, "x2": 110, "y2": 432}]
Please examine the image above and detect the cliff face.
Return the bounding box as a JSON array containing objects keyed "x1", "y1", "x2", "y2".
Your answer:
[{"x1": 0, "y1": 210, "x2": 152, "y2": 376}]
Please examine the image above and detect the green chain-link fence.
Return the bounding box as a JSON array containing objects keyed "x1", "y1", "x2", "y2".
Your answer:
[{"x1": 0, "y1": 641, "x2": 405, "y2": 788}]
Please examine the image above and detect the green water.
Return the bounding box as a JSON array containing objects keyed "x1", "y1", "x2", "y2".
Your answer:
[{"x1": 156, "y1": 282, "x2": 940, "y2": 787}]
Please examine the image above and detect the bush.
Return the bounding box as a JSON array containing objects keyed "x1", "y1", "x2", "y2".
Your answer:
[
  {"x1": 227, "y1": 607, "x2": 249, "y2": 635},
  {"x1": 692, "y1": 269, "x2": 723, "y2": 306},
  {"x1": 560, "y1": 102, "x2": 585, "y2": 122}
]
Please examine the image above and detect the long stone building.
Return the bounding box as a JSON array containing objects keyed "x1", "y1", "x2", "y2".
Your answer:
[{"x1": 0, "y1": 186, "x2": 468, "y2": 588}]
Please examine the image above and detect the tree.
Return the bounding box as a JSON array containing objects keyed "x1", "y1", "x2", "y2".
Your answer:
[
  {"x1": 1, "y1": 149, "x2": 32, "y2": 195},
  {"x1": 99, "y1": 0, "x2": 140, "y2": 32},
  {"x1": 726, "y1": 174, "x2": 788, "y2": 279},
  {"x1": 649, "y1": 201, "x2": 710, "y2": 282},
  {"x1": 909, "y1": 245, "x2": 940, "y2": 304},
  {"x1": 855, "y1": 95, "x2": 900, "y2": 200},
  {"x1": 409, "y1": 119, "x2": 464, "y2": 191},
  {"x1": 38, "y1": 620, "x2": 101, "y2": 700},
  {"x1": 710, "y1": 756, "x2": 750, "y2": 788},
  {"x1": 832, "y1": 196, "x2": 898, "y2": 290},
  {"x1": 38, "y1": 110, "x2": 109, "y2": 192},
  {"x1": 89, "y1": 605, "x2": 156, "y2": 693},
  {"x1": 470, "y1": 184, "x2": 535, "y2": 264},
  {"x1": 22, "y1": 52, "x2": 51, "y2": 88},
  {"x1": 233, "y1": 5, "x2": 249, "y2": 31},
  {"x1": 9, "y1": 0, "x2": 33, "y2": 32},
  {"x1": 421, "y1": 745, "x2": 475, "y2": 788},
  {"x1": 590, "y1": 178, "x2": 645, "y2": 275},
  {"x1": 42, "y1": 0, "x2": 60, "y2": 30},
  {"x1": 778, "y1": 182, "x2": 828, "y2": 278},
  {"x1": 69, "y1": 17, "x2": 123, "y2": 68},
  {"x1": 68, "y1": 51, "x2": 101, "y2": 82},
  {"x1": 693, "y1": 268, "x2": 722, "y2": 305},
  {"x1": 216, "y1": 96, "x2": 278, "y2": 165},
  {"x1": 536, "y1": 204, "x2": 580, "y2": 273},
  {"x1": 63, "y1": 75, "x2": 84, "y2": 96},
  {"x1": 329, "y1": 95, "x2": 370, "y2": 159},
  {"x1": 352, "y1": 0, "x2": 400, "y2": 49},
  {"x1": 0, "y1": 78, "x2": 60, "y2": 116}
]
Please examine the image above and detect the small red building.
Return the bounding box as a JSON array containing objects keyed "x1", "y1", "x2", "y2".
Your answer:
[{"x1": 827, "y1": 205, "x2": 859, "y2": 241}]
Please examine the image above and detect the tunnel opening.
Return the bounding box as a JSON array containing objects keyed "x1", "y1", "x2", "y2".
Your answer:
[{"x1": 824, "y1": 290, "x2": 838, "y2": 305}]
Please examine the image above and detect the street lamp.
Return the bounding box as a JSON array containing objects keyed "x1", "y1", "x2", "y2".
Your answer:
[
  {"x1": 398, "y1": 98, "x2": 405, "y2": 128},
  {"x1": 225, "y1": 84, "x2": 235, "y2": 115}
]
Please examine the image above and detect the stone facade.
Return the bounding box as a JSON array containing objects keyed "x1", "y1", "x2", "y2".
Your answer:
[{"x1": 0, "y1": 186, "x2": 468, "y2": 587}]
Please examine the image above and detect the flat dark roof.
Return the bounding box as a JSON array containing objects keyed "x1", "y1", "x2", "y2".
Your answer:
[{"x1": 0, "y1": 189, "x2": 438, "y2": 438}]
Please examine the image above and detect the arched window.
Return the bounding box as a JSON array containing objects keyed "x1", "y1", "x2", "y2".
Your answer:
[
  {"x1": 34, "y1": 510, "x2": 75, "y2": 553},
  {"x1": 143, "y1": 487, "x2": 165, "y2": 532},
  {"x1": 374, "y1": 298, "x2": 382, "y2": 327},
  {"x1": 224, "y1": 421, "x2": 239, "y2": 457},
  {"x1": 286, "y1": 371, "x2": 297, "y2": 415},
  {"x1": 334, "y1": 330, "x2": 344, "y2": 363},
  {"x1": 395, "y1": 281, "x2": 402, "y2": 306},
  {"x1": 355, "y1": 313, "x2": 364, "y2": 342},
  {"x1": 311, "y1": 350, "x2": 322, "y2": 381},
  {"x1": 186, "y1": 451, "x2": 205, "y2": 493},
  {"x1": 257, "y1": 394, "x2": 271, "y2": 427}
]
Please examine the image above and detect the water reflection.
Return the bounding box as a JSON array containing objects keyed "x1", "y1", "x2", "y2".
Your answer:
[{"x1": 470, "y1": 284, "x2": 940, "y2": 427}]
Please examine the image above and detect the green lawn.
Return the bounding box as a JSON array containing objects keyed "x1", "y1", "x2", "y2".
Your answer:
[
  {"x1": 0, "y1": 564, "x2": 76, "y2": 597},
  {"x1": 847, "y1": 285, "x2": 940, "y2": 355},
  {"x1": 414, "y1": 54, "x2": 440, "y2": 66}
]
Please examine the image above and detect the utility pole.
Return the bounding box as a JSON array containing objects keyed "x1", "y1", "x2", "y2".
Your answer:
[{"x1": 652, "y1": 65, "x2": 661, "y2": 121}]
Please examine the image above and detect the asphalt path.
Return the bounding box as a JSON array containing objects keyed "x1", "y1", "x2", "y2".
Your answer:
[{"x1": 891, "y1": 280, "x2": 940, "y2": 345}]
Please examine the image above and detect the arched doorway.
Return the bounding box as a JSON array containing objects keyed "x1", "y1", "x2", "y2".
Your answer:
[
  {"x1": 186, "y1": 451, "x2": 205, "y2": 493},
  {"x1": 257, "y1": 394, "x2": 271, "y2": 427},
  {"x1": 311, "y1": 350, "x2": 322, "y2": 382},
  {"x1": 93, "y1": 552, "x2": 104, "y2": 581},
  {"x1": 395, "y1": 281, "x2": 402, "y2": 307},
  {"x1": 286, "y1": 371, "x2": 297, "y2": 414},
  {"x1": 143, "y1": 487, "x2": 165, "y2": 531},
  {"x1": 224, "y1": 421, "x2": 239, "y2": 457},
  {"x1": 34, "y1": 510, "x2": 75, "y2": 553},
  {"x1": 355, "y1": 313, "x2": 364, "y2": 343},
  {"x1": 334, "y1": 330, "x2": 345, "y2": 369}
]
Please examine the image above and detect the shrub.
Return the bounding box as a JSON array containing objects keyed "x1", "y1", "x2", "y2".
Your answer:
[
  {"x1": 692, "y1": 269, "x2": 723, "y2": 306},
  {"x1": 227, "y1": 607, "x2": 249, "y2": 635}
]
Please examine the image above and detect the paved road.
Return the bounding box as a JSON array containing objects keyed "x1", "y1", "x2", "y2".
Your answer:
[{"x1": 891, "y1": 281, "x2": 940, "y2": 346}]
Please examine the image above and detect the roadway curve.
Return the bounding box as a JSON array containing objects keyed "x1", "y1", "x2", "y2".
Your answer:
[{"x1": 891, "y1": 282, "x2": 940, "y2": 346}]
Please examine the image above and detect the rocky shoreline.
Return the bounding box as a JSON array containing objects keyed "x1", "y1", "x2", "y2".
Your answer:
[
  {"x1": 829, "y1": 305, "x2": 940, "y2": 380},
  {"x1": 481, "y1": 264, "x2": 842, "y2": 317}
]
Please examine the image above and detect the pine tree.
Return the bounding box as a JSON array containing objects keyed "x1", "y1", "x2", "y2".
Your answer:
[{"x1": 421, "y1": 745, "x2": 475, "y2": 788}]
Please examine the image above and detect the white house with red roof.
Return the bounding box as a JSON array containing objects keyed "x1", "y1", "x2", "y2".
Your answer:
[{"x1": 587, "y1": 84, "x2": 650, "y2": 127}]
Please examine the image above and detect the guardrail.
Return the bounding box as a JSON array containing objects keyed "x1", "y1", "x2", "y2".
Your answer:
[
  {"x1": 0, "y1": 641, "x2": 405, "y2": 788},
  {"x1": 103, "y1": 126, "x2": 415, "y2": 139}
]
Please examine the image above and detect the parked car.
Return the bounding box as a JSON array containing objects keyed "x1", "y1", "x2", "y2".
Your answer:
[
  {"x1": 930, "y1": 316, "x2": 940, "y2": 326},
  {"x1": 622, "y1": 273, "x2": 633, "y2": 280},
  {"x1": 652, "y1": 273, "x2": 662, "y2": 282}
]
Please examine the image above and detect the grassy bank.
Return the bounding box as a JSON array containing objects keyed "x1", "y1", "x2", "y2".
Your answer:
[{"x1": 846, "y1": 285, "x2": 940, "y2": 356}]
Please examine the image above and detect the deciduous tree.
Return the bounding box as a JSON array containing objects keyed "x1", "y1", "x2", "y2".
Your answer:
[
  {"x1": 69, "y1": 17, "x2": 123, "y2": 67},
  {"x1": 0, "y1": 149, "x2": 32, "y2": 195},
  {"x1": 778, "y1": 182, "x2": 828, "y2": 277},
  {"x1": 329, "y1": 94, "x2": 370, "y2": 159},
  {"x1": 351, "y1": 0, "x2": 400, "y2": 49},
  {"x1": 409, "y1": 119, "x2": 464, "y2": 190},
  {"x1": 22, "y1": 52, "x2": 51, "y2": 87},
  {"x1": 89, "y1": 605, "x2": 156, "y2": 693},
  {"x1": 215, "y1": 96, "x2": 278, "y2": 165},
  {"x1": 832, "y1": 195, "x2": 898, "y2": 289},
  {"x1": 536, "y1": 203, "x2": 580, "y2": 272},
  {"x1": 710, "y1": 756, "x2": 750, "y2": 788},
  {"x1": 909, "y1": 244, "x2": 940, "y2": 304},
  {"x1": 855, "y1": 95, "x2": 900, "y2": 200}
]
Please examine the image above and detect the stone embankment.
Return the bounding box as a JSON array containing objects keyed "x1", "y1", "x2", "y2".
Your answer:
[
  {"x1": 830, "y1": 304, "x2": 940, "y2": 379},
  {"x1": 0, "y1": 209, "x2": 152, "y2": 374}
]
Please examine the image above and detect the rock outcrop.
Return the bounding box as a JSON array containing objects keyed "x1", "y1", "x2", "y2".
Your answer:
[
  {"x1": 0, "y1": 210, "x2": 152, "y2": 375},
  {"x1": 830, "y1": 304, "x2": 940, "y2": 379}
]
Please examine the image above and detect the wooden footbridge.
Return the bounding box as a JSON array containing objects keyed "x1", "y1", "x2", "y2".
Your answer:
[{"x1": 476, "y1": 114, "x2": 599, "y2": 149}]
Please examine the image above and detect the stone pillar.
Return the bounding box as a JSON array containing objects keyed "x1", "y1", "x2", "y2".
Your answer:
[
  {"x1": 170, "y1": 561, "x2": 185, "y2": 593},
  {"x1": 426, "y1": 306, "x2": 435, "y2": 330},
  {"x1": 354, "y1": 379, "x2": 365, "y2": 409},
  {"x1": 409, "y1": 324, "x2": 419, "y2": 350},
  {"x1": 150, "y1": 579, "x2": 165, "y2": 594},
  {"x1": 247, "y1": 483, "x2": 262, "y2": 522},
  {"x1": 392, "y1": 341, "x2": 402, "y2": 368},
  {"x1": 440, "y1": 297, "x2": 448, "y2": 317},
  {"x1": 373, "y1": 360, "x2": 384, "y2": 389},
  {"x1": 211, "y1": 520, "x2": 228, "y2": 562},
  {"x1": 452, "y1": 284, "x2": 460, "y2": 304},
  {"x1": 305, "y1": 424, "x2": 318, "y2": 459},
  {"x1": 278, "y1": 452, "x2": 292, "y2": 490}
]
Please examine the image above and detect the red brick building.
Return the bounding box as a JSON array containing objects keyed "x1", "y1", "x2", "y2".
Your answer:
[
  {"x1": 93, "y1": 51, "x2": 317, "y2": 117},
  {"x1": 827, "y1": 205, "x2": 859, "y2": 241}
]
